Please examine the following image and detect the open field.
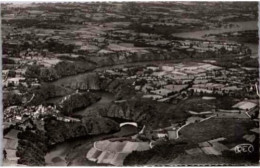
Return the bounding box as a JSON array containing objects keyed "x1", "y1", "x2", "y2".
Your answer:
[
  {"x1": 87, "y1": 140, "x2": 150, "y2": 166},
  {"x1": 179, "y1": 118, "x2": 256, "y2": 143}
]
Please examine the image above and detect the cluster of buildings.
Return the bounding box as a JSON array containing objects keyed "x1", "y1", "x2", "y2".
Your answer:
[
  {"x1": 3, "y1": 103, "x2": 82, "y2": 124},
  {"x1": 3, "y1": 105, "x2": 59, "y2": 122},
  {"x1": 174, "y1": 40, "x2": 248, "y2": 54},
  {"x1": 2, "y1": 68, "x2": 29, "y2": 88}
]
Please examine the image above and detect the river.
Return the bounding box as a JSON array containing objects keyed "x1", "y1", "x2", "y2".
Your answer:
[
  {"x1": 45, "y1": 124, "x2": 138, "y2": 166},
  {"x1": 44, "y1": 91, "x2": 115, "y2": 166},
  {"x1": 172, "y1": 21, "x2": 258, "y2": 58},
  {"x1": 45, "y1": 134, "x2": 109, "y2": 166},
  {"x1": 172, "y1": 21, "x2": 257, "y2": 39},
  {"x1": 50, "y1": 21, "x2": 258, "y2": 89},
  {"x1": 48, "y1": 21, "x2": 258, "y2": 92}
]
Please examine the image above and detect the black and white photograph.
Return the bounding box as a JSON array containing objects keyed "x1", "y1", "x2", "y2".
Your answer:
[{"x1": 1, "y1": 1, "x2": 259, "y2": 166}]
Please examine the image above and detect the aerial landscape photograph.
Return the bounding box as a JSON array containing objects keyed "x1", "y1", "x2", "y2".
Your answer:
[{"x1": 1, "y1": 1, "x2": 259, "y2": 166}]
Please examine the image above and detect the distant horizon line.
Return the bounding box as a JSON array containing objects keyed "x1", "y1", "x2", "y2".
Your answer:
[{"x1": 1, "y1": 0, "x2": 257, "y2": 4}]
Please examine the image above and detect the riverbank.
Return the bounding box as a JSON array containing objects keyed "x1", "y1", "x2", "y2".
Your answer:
[
  {"x1": 45, "y1": 134, "x2": 111, "y2": 166},
  {"x1": 172, "y1": 21, "x2": 257, "y2": 40}
]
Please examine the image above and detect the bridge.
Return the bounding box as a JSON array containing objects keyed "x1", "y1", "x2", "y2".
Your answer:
[{"x1": 119, "y1": 122, "x2": 138, "y2": 127}]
